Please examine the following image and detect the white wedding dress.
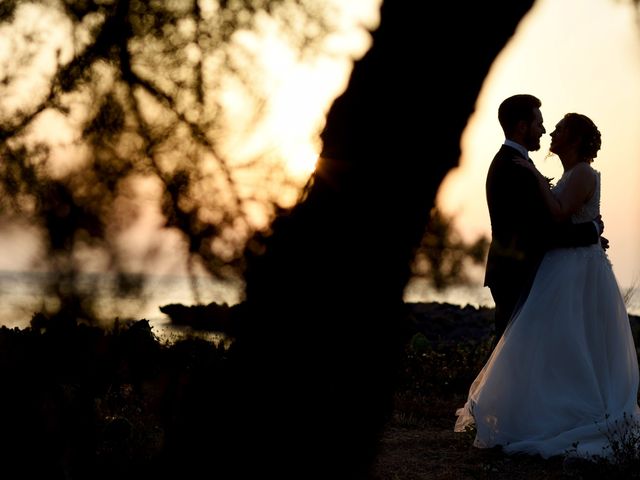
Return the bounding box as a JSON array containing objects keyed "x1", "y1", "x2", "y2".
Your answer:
[{"x1": 454, "y1": 167, "x2": 640, "y2": 460}]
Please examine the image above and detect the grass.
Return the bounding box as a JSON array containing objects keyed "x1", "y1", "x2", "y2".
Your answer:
[{"x1": 624, "y1": 275, "x2": 639, "y2": 311}]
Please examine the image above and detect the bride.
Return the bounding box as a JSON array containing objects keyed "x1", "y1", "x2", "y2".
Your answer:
[{"x1": 454, "y1": 112, "x2": 640, "y2": 460}]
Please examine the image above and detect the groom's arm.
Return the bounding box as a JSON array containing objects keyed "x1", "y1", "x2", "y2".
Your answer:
[
  {"x1": 522, "y1": 169, "x2": 603, "y2": 250},
  {"x1": 550, "y1": 220, "x2": 600, "y2": 248}
]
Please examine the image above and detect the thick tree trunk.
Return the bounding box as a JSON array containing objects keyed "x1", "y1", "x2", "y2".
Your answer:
[{"x1": 225, "y1": 1, "x2": 536, "y2": 478}]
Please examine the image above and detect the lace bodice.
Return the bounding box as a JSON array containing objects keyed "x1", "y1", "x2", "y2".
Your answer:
[{"x1": 552, "y1": 166, "x2": 601, "y2": 224}]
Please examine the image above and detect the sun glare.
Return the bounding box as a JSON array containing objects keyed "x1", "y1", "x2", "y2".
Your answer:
[
  {"x1": 278, "y1": 140, "x2": 319, "y2": 180},
  {"x1": 262, "y1": 4, "x2": 379, "y2": 184},
  {"x1": 222, "y1": 0, "x2": 379, "y2": 200}
]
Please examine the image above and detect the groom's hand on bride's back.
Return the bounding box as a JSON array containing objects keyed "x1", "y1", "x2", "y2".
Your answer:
[
  {"x1": 595, "y1": 214, "x2": 604, "y2": 235},
  {"x1": 593, "y1": 215, "x2": 609, "y2": 250}
]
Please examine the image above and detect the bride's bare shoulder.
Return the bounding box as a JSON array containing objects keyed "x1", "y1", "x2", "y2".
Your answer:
[
  {"x1": 572, "y1": 162, "x2": 598, "y2": 182},
  {"x1": 574, "y1": 162, "x2": 597, "y2": 173}
]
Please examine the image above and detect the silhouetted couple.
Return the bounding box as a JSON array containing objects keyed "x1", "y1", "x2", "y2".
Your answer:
[{"x1": 455, "y1": 94, "x2": 640, "y2": 460}]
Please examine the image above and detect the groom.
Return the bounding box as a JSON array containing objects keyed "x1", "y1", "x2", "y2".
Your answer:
[{"x1": 484, "y1": 94, "x2": 604, "y2": 346}]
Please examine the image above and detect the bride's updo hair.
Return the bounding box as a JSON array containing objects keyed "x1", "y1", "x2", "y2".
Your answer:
[{"x1": 564, "y1": 112, "x2": 601, "y2": 161}]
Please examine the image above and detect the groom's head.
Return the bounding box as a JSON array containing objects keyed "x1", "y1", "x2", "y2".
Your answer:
[{"x1": 499, "y1": 94, "x2": 545, "y2": 152}]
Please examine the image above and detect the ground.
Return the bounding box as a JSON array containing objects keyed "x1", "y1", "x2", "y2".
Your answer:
[
  {"x1": 371, "y1": 393, "x2": 573, "y2": 480},
  {"x1": 371, "y1": 391, "x2": 640, "y2": 480}
]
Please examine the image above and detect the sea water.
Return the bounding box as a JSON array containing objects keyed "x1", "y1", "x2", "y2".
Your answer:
[
  {"x1": 405, "y1": 277, "x2": 640, "y2": 316},
  {"x1": 0, "y1": 271, "x2": 242, "y2": 338}
]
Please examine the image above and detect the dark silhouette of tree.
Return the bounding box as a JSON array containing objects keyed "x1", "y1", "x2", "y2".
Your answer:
[
  {"x1": 228, "y1": 1, "x2": 535, "y2": 478},
  {"x1": 0, "y1": 1, "x2": 537, "y2": 478}
]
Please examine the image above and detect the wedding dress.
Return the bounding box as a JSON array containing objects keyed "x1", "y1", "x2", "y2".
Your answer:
[{"x1": 454, "y1": 167, "x2": 640, "y2": 460}]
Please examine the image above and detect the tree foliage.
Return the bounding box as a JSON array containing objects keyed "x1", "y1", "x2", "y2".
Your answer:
[
  {"x1": 412, "y1": 208, "x2": 489, "y2": 291},
  {"x1": 0, "y1": 0, "x2": 368, "y2": 322}
]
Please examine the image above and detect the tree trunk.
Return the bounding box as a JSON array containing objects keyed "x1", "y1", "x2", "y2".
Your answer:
[{"x1": 226, "y1": 1, "x2": 535, "y2": 478}]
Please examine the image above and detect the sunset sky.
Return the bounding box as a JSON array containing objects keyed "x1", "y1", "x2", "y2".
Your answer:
[
  {"x1": 0, "y1": 0, "x2": 638, "y2": 294},
  {"x1": 437, "y1": 0, "x2": 640, "y2": 289}
]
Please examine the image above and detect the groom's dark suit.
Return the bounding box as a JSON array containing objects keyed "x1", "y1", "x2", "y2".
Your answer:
[{"x1": 484, "y1": 144, "x2": 599, "y2": 340}]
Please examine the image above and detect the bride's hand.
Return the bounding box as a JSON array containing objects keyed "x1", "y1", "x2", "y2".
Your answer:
[{"x1": 595, "y1": 214, "x2": 604, "y2": 235}]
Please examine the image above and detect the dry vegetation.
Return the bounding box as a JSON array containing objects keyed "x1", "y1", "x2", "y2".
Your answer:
[{"x1": 1, "y1": 303, "x2": 639, "y2": 479}]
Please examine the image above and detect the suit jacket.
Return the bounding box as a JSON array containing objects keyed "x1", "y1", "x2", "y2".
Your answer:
[{"x1": 484, "y1": 145, "x2": 599, "y2": 295}]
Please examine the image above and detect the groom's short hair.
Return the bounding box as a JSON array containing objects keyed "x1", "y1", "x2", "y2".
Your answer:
[{"x1": 498, "y1": 94, "x2": 541, "y2": 136}]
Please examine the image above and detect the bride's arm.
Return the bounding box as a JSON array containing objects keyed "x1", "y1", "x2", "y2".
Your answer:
[{"x1": 517, "y1": 160, "x2": 596, "y2": 222}]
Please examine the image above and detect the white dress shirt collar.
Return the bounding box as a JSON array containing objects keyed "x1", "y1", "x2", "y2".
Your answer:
[{"x1": 503, "y1": 139, "x2": 530, "y2": 161}]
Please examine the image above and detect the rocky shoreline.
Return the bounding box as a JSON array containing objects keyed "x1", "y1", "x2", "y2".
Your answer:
[
  {"x1": 159, "y1": 299, "x2": 640, "y2": 346},
  {"x1": 406, "y1": 301, "x2": 640, "y2": 345}
]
